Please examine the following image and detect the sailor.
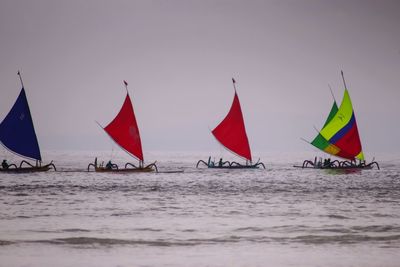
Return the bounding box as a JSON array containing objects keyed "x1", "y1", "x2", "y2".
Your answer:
[
  {"x1": 2, "y1": 159, "x2": 9, "y2": 169},
  {"x1": 106, "y1": 160, "x2": 113, "y2": 169},
  {"x1": 317, "y1": 158, "x2": 322, "y2": 167},
  {"x1": 218, "y1": 158, "x2": 223, "y2": 167}
]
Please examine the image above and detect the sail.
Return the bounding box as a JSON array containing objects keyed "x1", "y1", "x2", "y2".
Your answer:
[
  {"x1": 319, "y1": 89, "x2": 364, "y2": 160},
  {"x1": 212, "y1": 91, "x2": 252, "y2": 161},
  {"x1": 310, "y1": 101, "x2": 341, "y2": 156},
  {"x1": 103, "y1": 93, "x2": 144, "y2": 162},
  {"x1": 0, "y1": 88, "x2": 42, "y2": 161}
]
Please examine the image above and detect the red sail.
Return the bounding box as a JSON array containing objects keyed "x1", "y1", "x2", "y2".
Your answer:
[
  {"x1": 212, "y1": 91, "x2": 252, "y2": 161},
  {"x1": 104, "y1": 94, "x2": 144, "y2": 161}
]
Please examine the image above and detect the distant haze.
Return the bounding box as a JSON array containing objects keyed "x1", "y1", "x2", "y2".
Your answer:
[{"x1": 1, "y1": 0, "x2": 399, "y2": 159}]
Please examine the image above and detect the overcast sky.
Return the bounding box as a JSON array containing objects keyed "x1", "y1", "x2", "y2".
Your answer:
[{"x1": 1, "y1": 0, "x2": 399, "y2": 159}]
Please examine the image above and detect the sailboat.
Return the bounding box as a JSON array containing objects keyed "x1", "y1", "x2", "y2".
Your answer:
[
  {"x1": 0, "y1": 71, "x2": 56, "y2": 173},
  {"x1": 295, "y1": 71, "x2": 379, "y2": 170},
  {"x1": 87, "y1": 81, "x2": 157, "y2": 172},
  {"x1": 196, "y1": 78, "x2": 265, "y2": 169}
]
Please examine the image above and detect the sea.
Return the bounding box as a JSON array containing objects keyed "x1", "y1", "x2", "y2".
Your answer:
[{"x1": 0, "y1": 151, "x2": 399, "y2": 267}]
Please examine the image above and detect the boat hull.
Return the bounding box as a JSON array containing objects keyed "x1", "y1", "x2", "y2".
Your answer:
[
  {"x1": 196, "y1": 158, "x2": 265, "y2": 169},
  {"x1": 205, "y1": 165, "x2": 262, "y2": 169},
  {"x1": 94, "y1": 166, "x2": 155, "y2": 173},
  {"x1": 0, "y1": 164, "x2": 54, "y2": 173},
  {"x1": 294, "y1": 159, "x2": 379, "y2": 170},
  {"x1": 293, "y1": 165, "x2": 374, "y2": 170},
  {"x1": 87, "y1": 158, "x2": 158, "y2": 173}
]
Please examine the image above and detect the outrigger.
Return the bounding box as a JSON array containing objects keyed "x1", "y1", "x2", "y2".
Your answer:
[
  {"x1": 294, "y1": 71, "x2": 379, "y2": 170},
  {"x1": 196, "y1": 78, "x2": 265, "y2": 169},
  {"x1": 295, "y1": 157, "x2": 379, "y2": 170},
  {"x1": 87, "y1": 157, "x2": 157, "y2": 173},
  {"x1": 87, "y1": 80, "x2": 157, "y2": 173},
  {"x1": 0, "y1": 71, "x2": 56, "y2": 173}
]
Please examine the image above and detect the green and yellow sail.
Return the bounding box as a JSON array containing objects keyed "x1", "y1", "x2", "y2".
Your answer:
[{"x1": 310, "y1": 78, "x2": 364, "y2": 161}]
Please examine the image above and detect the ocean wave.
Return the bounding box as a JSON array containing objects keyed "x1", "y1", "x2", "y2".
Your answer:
[
  {"x1": 2, "y1": 232, "x2": 400, "y2": 248},
  {"x1": 0, "y1": 240, "x2": 13, "y2": 246},
  {"x1": 289, "y1": 234, "x2": 400, "y2": 245},
  {"x1": 351, "y1": 225, "x2": 400, "y2": 233},
  {"x1": 325, "y1": 214, "x2": 351, "y2": 220},
  {"x1": 30, "y1": 237, "x2": 199, "y2": 247}
]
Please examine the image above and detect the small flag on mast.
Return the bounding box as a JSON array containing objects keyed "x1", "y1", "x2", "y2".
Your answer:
[
  {"x1": 124, "y1": 80, "x2": 128, "y2": 86},
  {"x1": 232, "y1": 78, "x2": 236, "y2": 84}
]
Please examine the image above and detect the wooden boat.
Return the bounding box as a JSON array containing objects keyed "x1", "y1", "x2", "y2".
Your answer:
[
  {"x1": 87, "y1": 81, "x2": 157, "y2": 173},
  {"x1": 0, "y1": 72, "x2": 56, "y2": 173},
  {"x1": 294, "y1": 71, "x2": 379, "y2": 170},
  {"x1": 88, "y1": 157, "x2": 157, "y2": 172},
  {"x1": 196, "y1": 78, "x2": 265, "y2": 169}
]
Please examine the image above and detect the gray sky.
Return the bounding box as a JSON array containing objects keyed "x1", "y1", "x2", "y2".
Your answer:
[{"x1": 1, "y1": 0, "x2": 399, "y2": 157}]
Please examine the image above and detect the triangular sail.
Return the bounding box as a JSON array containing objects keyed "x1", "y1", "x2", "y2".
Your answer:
[
  {"x1": 103, "y1": 93, "x2": 144, "y2": 162},
  {"x1": 319, "y1": 88, "x2": 364, "y2": 160},
  {"x1": 311, "y1": 101, "x2": 341, "y2": 156},
  {"x1": 212, "y1": 89, "x2": 252, "y2": 161},
  {"x1": 0, "y1": 88, "x2": 42, "y2": 161}
]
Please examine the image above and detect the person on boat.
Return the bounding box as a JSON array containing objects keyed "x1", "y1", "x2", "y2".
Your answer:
[
  {"x1": 106, "y1": 160, "x2": 113, "y2": 169},
  {"x1": 317, "y1": 158, "x2": 322, "y2": 168},
  {"x1": 323, "y1": 158, "x2": 331, "y2": 167},
  {"x1": 2, "y1": 159, "x2": 9, "y2": 169},
  {"x1": 218, "y1": 158, "x2": 223, "y2": 167}
]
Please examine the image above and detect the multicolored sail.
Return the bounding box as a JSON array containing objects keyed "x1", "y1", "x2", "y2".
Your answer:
[
  {"x1": 310, "y1": 72, "x2": 364, "y2": 161},
  {"x1": 0, "y1": 87, "x2": 42, "y2": 161},
  {"x1": 212, "y1": 79, "x2": 252, "y2": 161},
  {"x1": 103, "y1": 83, "x2": 144, "y2": 162},
  {"x1": 311, "y1": 101, "x2": 341, "y2": 156}
]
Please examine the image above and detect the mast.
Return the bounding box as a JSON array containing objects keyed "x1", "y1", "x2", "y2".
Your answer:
[
  {"x1": 124, "y1": 80, "x2": 129, "y2": 94},
  {"x1": 232, "y1": 78, "x2": 237, "y2": 92},
  {"x1": 17, "y1": 71, "x2": 38, "y2": 165},
  {"x1": 232, "y1": 78, "x2": 251, "y2": 165},
  {"x1": 123, "y1": 80, "x2": 142, "y2": 167},
  {"x1": 341, "y1": 70, "x2": 348, "y2": 90},
  {"x1": 17, "y1": 71, "x2": 25, "y2": 89},
  {"x1": 328, "y1": 84, "x2": 337, "y2": 103},
  {"x1": 19, "y1": 70, "x2": 41, "y2": 164}
]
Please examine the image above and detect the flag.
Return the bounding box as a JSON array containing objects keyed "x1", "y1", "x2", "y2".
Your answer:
[
  {"x1": 124, "y1": 80, "x2": 128, "y2": 86},
  {"x1": 232, "y1": 78, "x2": 236, "y2": 84}
]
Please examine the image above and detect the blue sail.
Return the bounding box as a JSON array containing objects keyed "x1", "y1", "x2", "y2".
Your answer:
[{"x1": 0, "y1": 88, "x2": 42, "y2": 161}]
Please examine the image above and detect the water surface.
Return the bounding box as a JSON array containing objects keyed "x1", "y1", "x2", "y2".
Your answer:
[{"x1": 0, "y1": 151, "x2": 399, "y2": 267}]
